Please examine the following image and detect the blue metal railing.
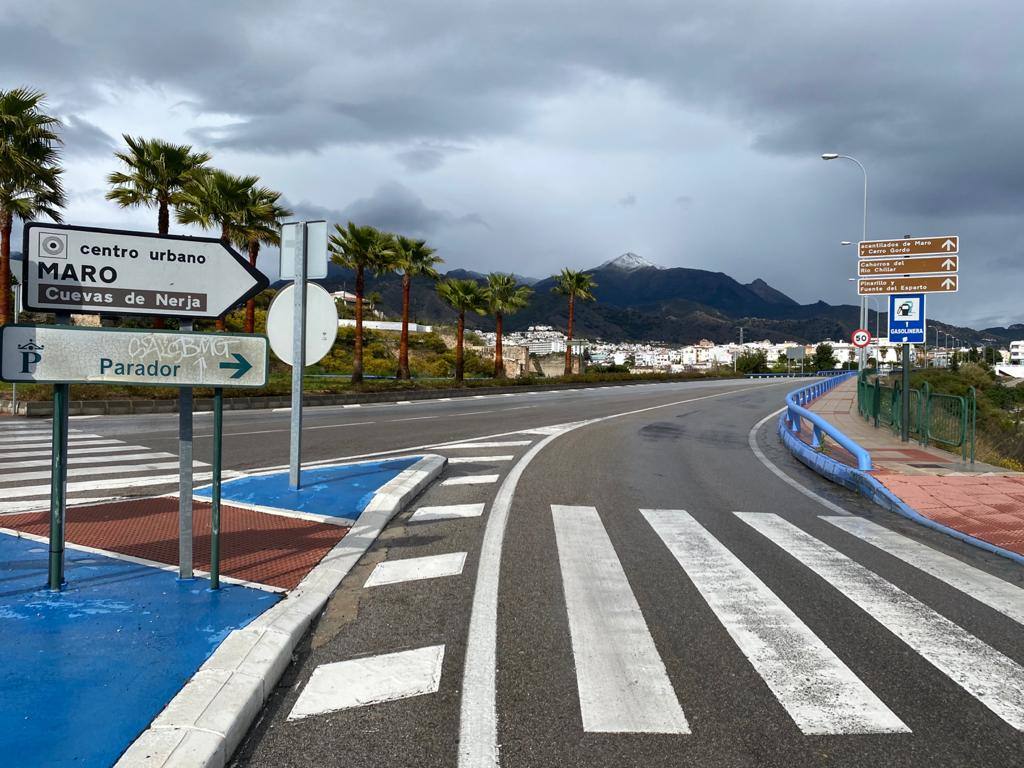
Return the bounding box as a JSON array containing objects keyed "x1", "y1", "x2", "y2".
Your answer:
[
  {"x1": 784, "y1": 371, "x2": 872, "y2": 471},
  {"x1": 747, "y1": 370, "x2": 851, "y2": 379}
]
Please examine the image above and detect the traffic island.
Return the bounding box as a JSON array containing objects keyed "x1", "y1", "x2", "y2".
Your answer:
[
  {"x1": 0, "y1": 454, "x2": 445, "y2": 767},
  {"x1": 779, "y1": 376, "x2": 1024, "y2": 563}
]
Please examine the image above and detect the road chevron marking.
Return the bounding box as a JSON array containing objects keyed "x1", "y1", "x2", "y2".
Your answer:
[
  {"x1": 410, "y1": 503, "x2": 486, "y2": 522},
  {"x1": 642, "y1": 509, "x2": 907, "y2": 734},
  {"x1": 553, "y1": 505, "x2": 689, "y2": 733},
  {"x1": 457, "y1": 380, "x2": 791, "y2": 768},
  {"x1": 737, "y1": 512, "x2": 1024, "y2": 731},
  {"x1": 363, "y1": 552, "x2": 467, "y2": 588},
  {"x1": 288, "y1": 645, "x2": 445, "y2": 721}
]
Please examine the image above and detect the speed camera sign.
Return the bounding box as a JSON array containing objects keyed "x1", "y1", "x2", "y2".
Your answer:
[{"x1": 851, "y1": 329, "x2": 872, "y2": 348}]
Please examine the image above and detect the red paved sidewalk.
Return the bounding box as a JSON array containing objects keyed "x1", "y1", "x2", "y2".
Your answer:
[
  {"x1": 802, "y1": 378, "x2": 1024, "y2": 557},
  {"x1": 1, "y1": 497, "x2": 349, "y2": 590}
]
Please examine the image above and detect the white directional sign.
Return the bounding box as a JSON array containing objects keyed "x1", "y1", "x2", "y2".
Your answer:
[
  {"x1": 0, "y1": 324, "x2": 268, "y2": 387},
  {"x1": 22, "y1": 223, "x2": 268, "y2": 318}
]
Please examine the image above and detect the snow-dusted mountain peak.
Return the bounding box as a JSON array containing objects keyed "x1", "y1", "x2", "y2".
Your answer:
[{"x1": 598, "y1": 252, "x2": 664, "y2": 271}]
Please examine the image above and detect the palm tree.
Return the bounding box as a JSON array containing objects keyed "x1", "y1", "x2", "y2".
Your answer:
[
  {"x1": 437, "y1": 278, "x2": 487, "y2": 382},
  {"x1": 553, "y1": 268, "x2": 597, "y2": 375},
  {"x1": 106, "y1": 136, "x2": 210, "y2": 328},
  {"x1": 0, "y1": 88, "x2": 65, "y2": 325},
  {"x1": 176, "y1": 169, "x2": 265, "y2": 330},
  {"x1": 393, "y1": 236, "x2": 443, "y2": 379},
  {"x1": 228, "y1": 186, "x2": 291, "y2": 333},
  {"x1": 485, "y1": 273, "x2": 532, "y2": 378},
  {"x1": 329, "y1": 222, "x2": 398, "y2": 383}
]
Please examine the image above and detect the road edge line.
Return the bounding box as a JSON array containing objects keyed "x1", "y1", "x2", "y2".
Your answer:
[{"x1": 114, "y1": 453, "x2": 446, "y2": 768}]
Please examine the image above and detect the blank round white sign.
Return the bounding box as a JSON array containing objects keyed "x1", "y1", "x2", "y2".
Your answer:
[{"x1": 266, "y1": 282, "x2": 339, "y2": 366}]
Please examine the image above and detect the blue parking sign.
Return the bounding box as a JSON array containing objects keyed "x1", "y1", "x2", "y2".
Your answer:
[{"x1": 888, "y1": 293, "x2": 926, "y2": 343}]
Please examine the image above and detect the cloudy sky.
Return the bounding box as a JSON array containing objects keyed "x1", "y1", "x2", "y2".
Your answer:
[{"x1": 3, "y1": 0, "x2": 1020, "y2": 328}]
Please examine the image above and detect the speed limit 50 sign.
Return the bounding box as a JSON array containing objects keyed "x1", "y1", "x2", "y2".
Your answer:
[{"x1": 851, "y1": 329, "x2": 872, "y2": 348}]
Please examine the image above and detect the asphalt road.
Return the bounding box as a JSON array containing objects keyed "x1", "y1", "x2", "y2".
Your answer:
[{"x1": 215, "y1": 379, "x2": 1024, "y2": 768}]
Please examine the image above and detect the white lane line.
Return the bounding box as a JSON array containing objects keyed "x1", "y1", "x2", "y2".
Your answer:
[
  {"x1": 288, "y1": 645, "x2": 445, "y2": 721},
  {"x1": 642, "y1": 509, "x2": 907, "y2": 735},
  {"x1": 0, "y1": 443, "x2": 163, "y2": 461},
  {"x1": 0, "y1": 460, "x2": 187, "y2": 484},
  {"x1": 0, "y1": 452, "x2": 174, "y2": 470},
  {"x1": 737, "y1": 512, "x2": 1024, "y2": 731},
  {"x1": 441, "y1": 475, "x2": 499, "y2": 486},
  {"x1": 397, "y1": 400, "x2": 413, "y2": 405},
  {"x1": 364, "y1": 552, "x2": 467, "y2": 588},
  {"x1": 441, "y1": 441, "x2": 532, "y2": 450},
  {"x1": 552, "y1": 505, "x2": 689, "y2": 734},
  {"x1": 822, "y1": 515, "x2": 1024, "y2": 626},
  {"x1": 458, "y1": 381, "x2": 790, "y2": 768},
  {"x1": 411, "y1": 503, "x2": 485, "y2": 522},
  {"x1": 747, "y1": 408, "x2": 851, "y2": 516},
  {"x1": 272, "y1": 407, "x2": 291, "y2": 413},
  {"x1": 0, "y1": 470, "x2": 220, "y2": 502},
  {"x1": 391, "y1": 415, "x2": 439, "y2": 423},
  {"x1": 447, "y1": 456, "x2": 514, "y2": 464},
  {"x1": 343, "y1": 404, "x2": 362, "y2": 408}
]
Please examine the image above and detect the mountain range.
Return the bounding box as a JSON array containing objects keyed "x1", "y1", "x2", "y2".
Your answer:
[{"x1": 281, "y1": 252, "x2": 1018, "y2": 347}]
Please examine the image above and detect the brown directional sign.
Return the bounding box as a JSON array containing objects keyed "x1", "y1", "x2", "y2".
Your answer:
[
  {"x1": 858, "y1": 275, "x2": 958, "y2": 295},
  {"x1": 858, "y1": 235, "x2": 958, "y2": 259},
  {"x1": 858, "y1": 255, "x2": 958, "y2": 277}
]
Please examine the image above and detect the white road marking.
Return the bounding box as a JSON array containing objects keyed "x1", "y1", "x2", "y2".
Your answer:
[
  {"x1": 442, "y1": 441, "x2": 532, "y2": 450},
  {"x1": 822, "y1": 515, "x2": 1024, "y2": 626},
  {"x1": 397, "y1": 400, "x2": 413, "y2": 405},
  {"x1": 0, "y1": 460, "x2": 185, "y2": 484},
  {"x1": 288, "y1": 645, "x2": 445, "y2": 721},
  {"x1": 0, "y1": 470, "x2": 222, "y2": 504},
  {"x1": 411, "y1": 503, "x2": 485, "y2": 522},
  {"x1": 747, "y1": 407, "x2": 851, "y2": 516},
  {"x1": 447, "y1": 456, "x2": 514, "y2": 464},
  {"x1": 0, "y1": 452, "x2": 173, "y2": 470},
  {"x1": 441, "y1": 475, "x2": 499, "y2": 486},
  {"x1": 642, "y1": 509, "x2": 907, "y2": 734},
  {"x1": 737, "y1": 512, "x2": 1024, "y2": 730},
  {"x1": 0, "y1": 443, "x2": 161, "y2": 460},
  {"x1": 0, "y1": 438, "x2": 123, "y2": 452},
  {"x1": 391, "y1": 415, "x2": 439, "y2": 423},
  {"x1": 552, "y1": 505, "x2": 689, "y2": 734},
  {"x1": 458, "y1": 381, "x2": 788, "y2": 768},
  {"x1": 343, "y1": 404, "x2": 362, "y2": 408},
  {"x1": 3, "y1": 432, "x2": 102, "y2": 444},
  {"x1": 364, "y1": 552, "x2": 467, "y2": 588}
]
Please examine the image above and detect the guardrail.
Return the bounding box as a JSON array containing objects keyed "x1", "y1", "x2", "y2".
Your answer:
[
  {"x1": 747, "y1": 370, "x2": 852, "y2": 379},
  {"x1": 783, "y1": 371, "x2": 872, "y2": 470},
  {"x1": 857, "y1": 371, "x2": 976, "y2": 463}
]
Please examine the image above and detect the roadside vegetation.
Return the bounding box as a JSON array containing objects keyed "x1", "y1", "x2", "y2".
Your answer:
[{"x1": 909, "y1": 357, "x2": 1024, "y2": 470}]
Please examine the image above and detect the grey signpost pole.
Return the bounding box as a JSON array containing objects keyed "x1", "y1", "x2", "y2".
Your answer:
[
  {"x1": 901, "y1": 343, "x2": 911, "y2": 442},
  {"x1": 48, "y1": 311, "x2": 72, "y2": 589},
  {"x1": 178, "y1": 318, "x2": 194, "y2": 580},
  {"x1": 210, "y1": 387, "x2": 223, "y2": 590},
  {"x1": 289, "y1": 223, "x2": 308, "y2": 490}
]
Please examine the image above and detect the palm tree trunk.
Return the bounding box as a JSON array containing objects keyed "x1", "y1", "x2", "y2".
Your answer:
[
  {"x1": 152, "y1": 200, "x2": 169, "y2": 329},
  {"x1": 456, "y1": 311, "x2": 465, "y2": 382},
  {"x1": 353, "y1": 267, "x2": 365, "y2": 384},
  {"x1": 494, "y1": 312, "x2": 505, "y2": 378},
  {"x1": 245, "y1": 240, "x2": 259, "y2": 333},
  {"x1": 564, "y1": 295, "x2": 575, "y2": 375},
  {"x1": 0, "y1": 211, "x2": 11, "y2": 326},
  {"x1": 215, "y1": 222, "x2": 230, "y2": 331},
  {"x1": 397, "y1": 273, "x2": 411, "y2": 379}
]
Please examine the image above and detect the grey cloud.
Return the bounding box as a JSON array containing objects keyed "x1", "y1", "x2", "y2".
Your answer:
[
  {"x1": 618, "y1": 194, "x2": 637, "y2": 207},
  {"x1": 674, "y1": 195, "x2": 693, "y2": 208},
  {"x1": 285, "y1": 183, "x2": 488, "y2": 237},
  {"x1": 60, "y1": 115, "x2": 117, "y2": 157},
  {"x1": 393, "y1": 144, "x2": 472, "y2": 174}
]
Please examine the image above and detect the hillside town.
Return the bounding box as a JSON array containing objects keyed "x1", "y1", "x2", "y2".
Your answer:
[{"x1": 476, "y1": 325, "x2": 1017, "y2": 375}]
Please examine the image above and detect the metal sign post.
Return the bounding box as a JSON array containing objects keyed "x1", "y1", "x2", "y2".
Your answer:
[
  {"x1": 901, "y1": 344, "x2": 911, "y2": 443},
  {"x1": 289, "y1": 223, "x2": 308, "y2": 490},
  {"x1": 210, "y1": 387, "x2": 223, "y2": 590},
  {"x1": 178, "y1": 317, "x2": 194, "y2": 580}
]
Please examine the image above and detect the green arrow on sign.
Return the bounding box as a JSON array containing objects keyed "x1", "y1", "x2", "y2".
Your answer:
[{"x1": 219, "y1": 352, "x2": 252, "y2": 379}]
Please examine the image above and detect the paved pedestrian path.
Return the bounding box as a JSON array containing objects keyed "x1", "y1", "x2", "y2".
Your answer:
[{"x1": 806, "y1": 378, "x2": 1024, "y2": 556}]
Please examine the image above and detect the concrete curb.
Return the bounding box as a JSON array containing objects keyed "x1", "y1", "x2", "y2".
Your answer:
[
  {"x1": 1, "y1": 376, "x2": 738, "y2": 417},
  {"x1": 777, "y1": 413, "x2": 1024, "y2": 566},
  {"x1": 115, "y1": 453, "x2": 447, "y2": 767}
]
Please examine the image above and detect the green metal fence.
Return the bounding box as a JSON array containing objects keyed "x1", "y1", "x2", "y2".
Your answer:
[{"x1": 857, "y1": 371, "x2": 976, "y2": 462}]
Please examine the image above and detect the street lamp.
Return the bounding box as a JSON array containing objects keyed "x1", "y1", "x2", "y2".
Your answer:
[{"x1": 823, "y1": 152, "x2": 869, "y2": 369}]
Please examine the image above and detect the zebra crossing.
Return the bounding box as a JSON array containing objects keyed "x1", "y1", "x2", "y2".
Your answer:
[{"x1": 0, "y1": 420, "x2": 210, "y2": 514}]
